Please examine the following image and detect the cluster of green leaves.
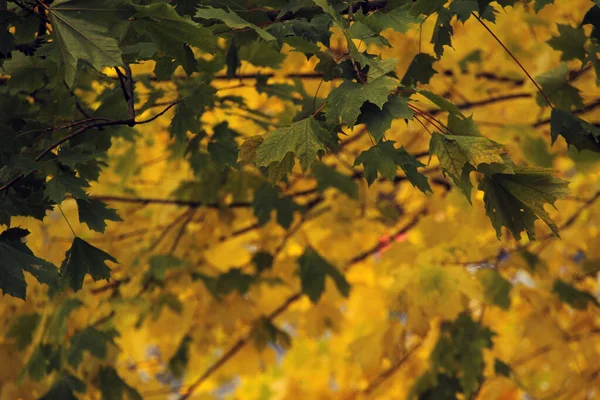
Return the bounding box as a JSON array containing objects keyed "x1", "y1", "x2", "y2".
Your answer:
[
  {"x1": 6, "y1": 298, "x2": 140, "y2": 399},
  {"x1": 1, "y1": 0, "x2": 599, "y2": 397},
  {"x1": 411, "y1": 313, "x2": 504, "y2": 399}
]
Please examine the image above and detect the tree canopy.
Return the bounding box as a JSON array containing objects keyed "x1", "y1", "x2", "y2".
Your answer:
[{"x1": 1, "y1": 0, "x2": 600, "y2": 399}]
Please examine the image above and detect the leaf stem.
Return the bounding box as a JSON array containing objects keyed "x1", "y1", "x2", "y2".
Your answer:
[
  {"x1": 472, "y1": 12, "x2": 553, "y2": 109},
  {"x1": 57, "y1": 204, "x2": 76, "y2": 237}
]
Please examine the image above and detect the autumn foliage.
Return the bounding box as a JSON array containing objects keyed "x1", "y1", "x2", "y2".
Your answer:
[{"x1": 1, "y1": 0, "x2": 600, "y2": 399}]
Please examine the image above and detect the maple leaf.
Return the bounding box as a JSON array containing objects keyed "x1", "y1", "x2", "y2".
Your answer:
[
  {"x1": 47, "y1": 0, "x2": 127, "y2": 86},
  {"x1": 60, "y1": 237, "x2": 117, "y2": 291},
  {"x1": 355, "y1": 141, "x2": 431, "y2": 192},
  {"x1": 296, "y1": 247, "x2": 350, "y2": 303},
  {"x1": 196, "y1": 7, "x2": 276, "y2": 41},
  {"x1": 419, "y1": 90, "x2": 464, "y2": 116},
  {"x1": 46, "y1": 299, "x2": 83, "y2": 342},
  {"x1": 255, "y1": 117, "x2": 327, "y2": 172},
  {"x1": 550, "y1": 108, "x2": 600, "y2": 152},
  {"x1": 76, "y1": 198, "x2": 122, "y2": 233},
  {"x1": 40, "y1": 373, "x2": 86, "y2": 400},
  {"x1": 552, "y1": 279, "x2": 599, "y2": 309},
  {"x1": 479, "y1": 167, "x2": 569, "y2": 240},
  {"x1": 45, "y1": 172, "x2": 89, "y2": 204},
  {"x1": 0, "y1": 228, "x2": 58, "y2": 299},
  {"x1": 477, "y1": 270, "x2": 512, "y2": 309},
  {"x1": 96, "y1": 367, "x2": 143, "y2": 400},
  {"x1": 6, "y1": 313, "x2": 41, "y2": 350},
  {"x1": 357, "y1": 96, "x2": 413, "y2": 142},
  {"x1": 325, "y1": 76, "x2": 397, "y2": 127},
  {"x1": 67, "y1": 326, "x2": 116, "y2": 367},
  {"x1": 133, "y1": 3, "x2": 217, "y2": 55},
  {"x1": 252, "y1": 184, "x2": 297, "y2": 228},
  {"x1": 401, "y1": 53, "x2": 437, "y2": 87},
  {"x1": 168, "y1": 336, "x2": 192, "y2": 378},
  {"x1": 429, "y1": 132, "x2": 505, "y2": 183},
  {"x1": 548, "y1": 24, "x2": 587, "y2": 62},
  {"x1": 535, "y1": 64, "x2": 584, "y2": 110},
  {"x1": 360, "y1": 3, "x2": 421, "y2": 33},
  {"x1": 312, "y1": 163, "x2": 358, "y2": 199}
]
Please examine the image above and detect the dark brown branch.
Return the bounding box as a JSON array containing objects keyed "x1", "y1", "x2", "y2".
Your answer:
[
  {"x1": 135, "y1": 101, "x2": 180, "y2": 124},
  {"x1": 89, "y1": 195, "x2": 252, "y2": 209},
  {"x1": 115, "y1": 64, "x2": 136, "y2": 123},
  {"x1": 363, "y1": 343, "x2": 423, "y2": 395},
  {"x1": 90, "y1": 278, "x2": 130, "y2": 294}
]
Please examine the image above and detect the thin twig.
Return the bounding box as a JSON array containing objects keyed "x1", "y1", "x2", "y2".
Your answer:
[
  {"x1": 57, "y1": 204, "x2": 76, "y2": 237},
  {"x1": 472, "y1": 13, "x2": 553, "y2": 109}
]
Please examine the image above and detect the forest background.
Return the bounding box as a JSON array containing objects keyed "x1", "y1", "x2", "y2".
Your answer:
[{"x1": 2, "y1": 0, "x2": 600, "y2": 399}]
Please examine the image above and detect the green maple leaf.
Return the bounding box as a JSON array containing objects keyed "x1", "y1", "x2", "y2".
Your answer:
[
  {"x1": 548, "y1": 24, "x2": 587, "y2": 62},
  {"x1": 325, "y1": 76, "x2": 397, "y2": 127},
  {"x1": 429, "y1": 7, "x2": 453, "y2": 58},
  {"x1": 251, "y1": 317, "x2": 292, "y2": 351},
  {"x1": 311, "y1": 163, "x2": 358, "y2": 199},
  {"x1": 67, "y1": 326, "x2": 116, "y2": 367},
  {"x1": 348, "y1": 21, "x2": 390, "y2": 46},
  {"x1": 216, "y1": 268, "x2": 256, "y2": 295},
  {"x1": 395, "y1": 148, "x2": 432, "y2": 193},
  {"x1": 449, "y1": 0, "x2": 479, "y2": 22},
  {"x1": 133, "y1": 3, "x2": 216, "y2": 54},
  {"x1": 48, "y1": 0, "x2": 129, "y2": 87},
  {"x1": 447, "y1": 114, "x2": 481, "y2": 137},
  {"x1": 429, "y1": 132, "x2": 505, "y2": 181},
  {"x1": 207, "y1": 122, "x2": 239, "y2": 168},
  {"x1": 552, "y1": 279, "x2": 599, "y2": 309},
  {"x1": 0, "y1": 228, "x2": 58, "y2": 299},
  {"x1": 354, "y1": 141, "x2": 431, "y2": 192},
  {"x1": 419, "y1": 90, "x2": 464, "y2": 116},
  {"x1": 238, "y1": 135, "x2": 264, "y2": 164},
  {"x1": 477, "y1": 270, "x2": 512, "y2": 309},
  {"x1": 6, "y1": 313, "x2": 41, "y2": 350},
  {"x1": 143, "y1": 255, "x2": 184, "y2": 284},
  {"x1": 60, "y1": 237, "x2": 117, "y2": 291},
  {"x1": 354, "y1": 141, "x2": 402, "y2": 184},
  {"x1": 252, "y1": 184, "x2": 296, "y2": 228},
  {"x1": 479, "y1": 167, "x2": 569, "y2": 240},
  {"x1": 239, "y1": 41, "x2": 285, "y2": 68},
  {"x1": 445, "y1": 313, "x2": 494, "y2": 396},
  {"x1": 1, "y1": 52, "x2": 48, "y2": 95},
  {"x1": 196, "y1": 7, "x2": 275, "y2": 41},
  {"x1": 267, "y1": 152, "x2": 296, "y2": 182},
  {"x1": 297, "y1": 247, "x2": 350, "y2": 303},
  {"x1": 47, "y1": 299, "x2": 83, "y2": 342},
  {"x1": 96, "y1": 367, "x2": 142, "y2": 400},
  {"x1": 536, "y1": 64, "x2": 584, "y2": 110},
  {"x1": 255, "y1": 117, "x2": 327, "y2": 172},
  {"x1": 411, "y1": 0, "x2": 447, "y2": 16},
  {"x1": 312, "y1": 0, "x2": 339, "y2": 21},
  {"x1": 357, "y1": 96, "x2": 413, "y2": 142},
  {"x1": 168, "y1": 336, "x2": 192, "y2": 378},
  {"x1": 359, "y1": 3, "x2": 421, "y2": 33},
  {"x1": 40, "y1": 373, "x2": 86, "y2": 400},
  {"x1": 401, "y1": 53, "x2": 437, "y2": 87},
  {"x1": 550, "y1": 108, "x2": 600, "y2": 152},
  {"x1": 45, "y1": 172, "x2": 89, "y2": 204},
  {"x1": 76, "y1": 198, "x2": 122, "y2": 233},
  {"x1": 535, "y1": 0, "x2": 555, "y2": 12}
]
